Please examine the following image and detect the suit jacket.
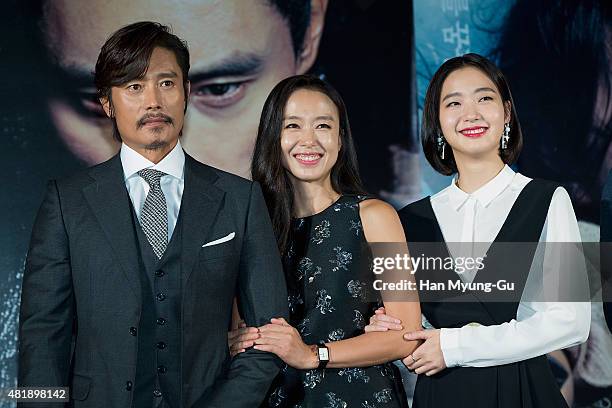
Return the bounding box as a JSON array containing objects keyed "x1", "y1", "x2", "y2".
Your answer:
[
  {"x1": 18, "y1": 153, "x2": 289, "y2": 407},
  {"x1": 601, "y1": 169, "x2": 612, "y2": 333}
]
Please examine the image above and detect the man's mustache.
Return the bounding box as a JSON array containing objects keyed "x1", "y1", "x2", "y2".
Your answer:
[{"x1": 137, "y1": 113, "x2": 174, "y2": 129}]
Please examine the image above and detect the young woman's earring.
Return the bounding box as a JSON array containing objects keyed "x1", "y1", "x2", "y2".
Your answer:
[
  {"x1": 437, "y1": 134, "x2": 446, "y2": 159},
  {"x1": 501, "y1": 123, "x2": 510, "y2": 150}
]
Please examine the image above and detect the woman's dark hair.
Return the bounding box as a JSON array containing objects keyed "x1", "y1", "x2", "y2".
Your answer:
[
  {"x1": 252, "y1": 75, "x2": 366, "y2": 254},
  {"x1": 94, "y1": 21, "x2": 190, "y2": 142},
  {"x1": 421, "y1": 53, "x2": 523, "y2": 176}
]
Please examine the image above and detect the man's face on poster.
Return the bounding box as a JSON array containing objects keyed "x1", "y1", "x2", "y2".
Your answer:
[{"x1": 41, "y1": 0, "x2": 324, "y2": 178}]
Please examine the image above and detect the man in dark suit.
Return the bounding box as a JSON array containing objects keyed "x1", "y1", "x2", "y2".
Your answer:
[{"x1": 18, "y1": 21, "x2": 288, "y2": 407}]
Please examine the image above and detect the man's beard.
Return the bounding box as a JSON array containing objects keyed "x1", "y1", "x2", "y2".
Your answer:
[
  {"x1": 137, "y1": 113, "x2": 176, "y2": 151},
  {"x1": 144, "y1": 139, "x2": 169, "y2": 151}
]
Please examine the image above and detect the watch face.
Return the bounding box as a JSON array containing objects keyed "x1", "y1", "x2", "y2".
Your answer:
[{"x1": 318, "y1": 347, "x2": 330, "y2": 361}]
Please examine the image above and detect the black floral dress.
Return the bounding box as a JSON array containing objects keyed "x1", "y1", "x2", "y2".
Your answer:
[{"x1": 263, "y1": 195, "x2": 408, "y2": 408}]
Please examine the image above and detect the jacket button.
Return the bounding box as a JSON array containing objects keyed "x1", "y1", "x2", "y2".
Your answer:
[
  {"x1": 153, "y1": 389, "x2": 162, "y2": 398},
  {"x1": 157, "y1": 365, "x2": 167, "y2": 374},
  {"x1": 155, "y1": 270, "x2": 165, "y2": 278},
  {"x1": 129, "y1": 327, "x2": 137, "y2": 336},
  {"x1": 156, "y1": 318, "x2": 166, "y2": 326},
  {"x1": 156, "y1": 341, "x2": 167, "y2": 350},
  {"x1": 156, "y1": 293, "x2": 166, "y2": 301},
  {"x1": 126, "y1": 381, "x2": 133, "y2": 391}
]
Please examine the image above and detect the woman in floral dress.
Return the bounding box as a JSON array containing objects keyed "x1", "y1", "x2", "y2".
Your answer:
[{"x1": 228, "y1": 75, "x2": 422, "y2": 407}]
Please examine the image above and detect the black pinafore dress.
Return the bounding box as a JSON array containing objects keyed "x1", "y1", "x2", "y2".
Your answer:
[{"x1": 398, "y1": 179, "x2": 568, "y2": 408}]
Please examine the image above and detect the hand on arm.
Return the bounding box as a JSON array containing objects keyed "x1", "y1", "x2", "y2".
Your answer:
[
  {"x1": 254, "y1": 318, "x2": 319, "y2": 369},
  {"x1": 227, "y1": 299, "x2": 260, "y2": 357},
  {"x1": 364, "y1": 307, "x2": 403, "y2": 332},
  {"x1": 402, "y1": 330, "x2": 445, "y2": 375},
  {"x1": 366, "y1": 307, "x2": 446, "y2": 376},
  {"x1": 228, "y1": 320, "x2": 261, "y2": 357}
]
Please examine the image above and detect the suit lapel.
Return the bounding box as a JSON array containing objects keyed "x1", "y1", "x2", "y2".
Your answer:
[
  {"x1": 83, "y1": 154, "x2": 141, "y2": 300},
  {"x1": 180, "y1": 154, "x2": 225, "y2": 285}
]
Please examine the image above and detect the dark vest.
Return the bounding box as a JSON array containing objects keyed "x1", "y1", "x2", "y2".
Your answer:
[
  {"x1": 130, "y1": 204, "x2": 182, "y2": 408},
  {"x1": 398, "y1": 179, "x2": 569, "y2": 408}
]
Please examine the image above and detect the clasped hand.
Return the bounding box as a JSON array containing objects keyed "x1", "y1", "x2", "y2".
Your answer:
[
  {"x1": 227, "y1": 308, "x2": 447, "y2": 375},
  {"x1": 365, "y1": 307, "x2": 447, "y2": 376},
  {"x1": 228, "y1": 317, "x2": 318, "y2": 370}
]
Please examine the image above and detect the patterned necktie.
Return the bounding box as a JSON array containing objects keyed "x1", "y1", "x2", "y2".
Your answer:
[{"x1": 137, "y1": 169, "x2": 168, "y2": 259}]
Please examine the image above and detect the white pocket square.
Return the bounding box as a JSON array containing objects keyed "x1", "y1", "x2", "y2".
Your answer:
[{"x1": 202, "y1": 232, "x2": 235, "y2": 248}]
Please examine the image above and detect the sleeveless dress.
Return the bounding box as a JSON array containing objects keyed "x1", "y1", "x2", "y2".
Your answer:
[
  {"x1": 263, "y1": 195, "x2": 408, "y2": 408},
  {"x1": 398, "y1": 179, "x2": 569, "y2": 408}
]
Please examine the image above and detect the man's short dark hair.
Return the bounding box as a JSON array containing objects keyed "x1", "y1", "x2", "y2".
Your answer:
[
  {"x1": 421, "y1": 53, "x2": 523, "y2": 176},
  {"x1": 94, "y1": 21, "x2": 190, "y2": 142},
  {"x1": 267, "y1": 0, "x2": 311, "y2": 56}
]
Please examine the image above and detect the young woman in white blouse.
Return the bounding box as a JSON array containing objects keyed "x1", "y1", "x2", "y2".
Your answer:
[{"x1": 368, "y1": 53, "x2": 591, "y2": 407}]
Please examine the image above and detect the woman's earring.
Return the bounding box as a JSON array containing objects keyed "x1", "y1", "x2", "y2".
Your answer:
[
  {"x1": 437, "y1": 134, "x2": 446, "y2": 160},
  {"x1": 501, "y1": 123, "x2": 510, "y2": 150}
]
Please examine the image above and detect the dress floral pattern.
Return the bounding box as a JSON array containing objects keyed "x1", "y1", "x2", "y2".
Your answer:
[{"x1": 262, "y1": 195, "x2": 408, "y2": 408}]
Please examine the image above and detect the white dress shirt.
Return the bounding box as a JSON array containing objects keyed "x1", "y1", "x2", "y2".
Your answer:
[
  {"x1": 426, "y1": 165, "x2": 591, "y2": 367},
  {"x1": 120, "y1": 141, "x2": 185, "y2": 241}
]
